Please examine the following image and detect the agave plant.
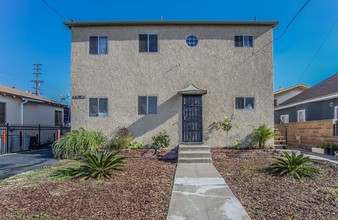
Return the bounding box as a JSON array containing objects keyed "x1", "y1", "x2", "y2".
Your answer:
[
  {"x1": 270, "y1": 151, "x2": 320, "y2": 179},
  {"x1": 74, "y1": 150, "x2": 125, "y2": 180},
  {"x1": 52, "y1": 128, "x2": 107, "y2": 158}
]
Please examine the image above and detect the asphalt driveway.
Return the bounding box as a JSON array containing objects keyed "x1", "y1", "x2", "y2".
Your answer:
[{"x1": 0, "y1": 148, "x2": 58, "y2": 180}]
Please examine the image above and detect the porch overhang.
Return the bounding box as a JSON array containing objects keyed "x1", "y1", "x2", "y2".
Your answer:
[{"x1": 178, "y1": 84, "x2": 207, "y2": 95}]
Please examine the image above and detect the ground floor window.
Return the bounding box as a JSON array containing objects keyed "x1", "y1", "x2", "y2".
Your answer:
[
  {"x1": 138, "y1": 96, "x2": 157, "y2": 115},
  {"x1": 0, "y1": 102, "x2": 5, "y2": 124},
  {"x1": 89, "y1": 98, "x2": 108, "y2": 117},
  {"x1": 55, "y1": 110, "x2": 63, "y2": 125},
  {"x1": 280, "y1": 114, "x2": 289, "y2": 124},
  {"x1": 297, "y1": 109, "x2": 306, "y2": 122},
  {"x1": 235, "y1": 97, "x2": 254, "y2": 109}
]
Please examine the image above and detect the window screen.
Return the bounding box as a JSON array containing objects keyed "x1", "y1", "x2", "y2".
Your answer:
[
  {"x1": 55, "y1": 110, "x2": 62, "y2": 125},
  {"x1": 139, "y1": 34, "x2": 158, "y2": 52},
  {"x1": 138, "y1": 96, "x2": 157, "y2": 115},
  {"x1": 89, "y1": 98, "x2": 108, "y2": 117},
  {"x1": 89, "y1": 36, "x2": 108, "y2": 54},
  {"x1": 235, "y1": 97, "x2": 244, "y2": 109},
  {"x1": 0, "y1": 102, "x2": 5, "y2": 124}
]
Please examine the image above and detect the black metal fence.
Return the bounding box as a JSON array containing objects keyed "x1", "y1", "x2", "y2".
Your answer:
[{"x1": 0, "y1": 124, "x2": 70, "y2": 154}]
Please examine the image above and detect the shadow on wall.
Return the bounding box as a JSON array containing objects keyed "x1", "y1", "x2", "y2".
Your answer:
[{"x1": 127, "y1": 95, "x2": 179, "y2": 138}]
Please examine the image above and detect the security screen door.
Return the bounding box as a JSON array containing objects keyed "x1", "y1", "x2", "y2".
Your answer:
[{"x1": 182, "y1": 95, "x2": 203, "y2": 142}]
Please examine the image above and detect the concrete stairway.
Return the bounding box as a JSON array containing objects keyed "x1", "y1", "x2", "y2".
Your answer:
[{"x1": 178, "y1": 144, "x2": 212, "y2": 163}]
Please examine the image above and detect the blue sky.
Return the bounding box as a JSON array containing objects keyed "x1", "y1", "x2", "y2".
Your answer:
[{"x1": 1, "y1": 0, "x2": 338, "y2": 105}]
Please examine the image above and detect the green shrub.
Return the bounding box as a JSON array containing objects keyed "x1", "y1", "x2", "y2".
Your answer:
[
  {"x1": 107, "y1": 127, "x2": 134, "y2": 150},
  {"x1": 152, "y1": 131, "x2": 170, "y2": 152},
  {"x1": 252, "y1": 124, "x2": 275, "y2": 148},
  {"x1": 74, "y1": 150, "x2": 125, "y2": 180},
  {"x1": 129, "y1": 140, "x2": 144, "y2": 149},
  {"x1": 52, "y1": 128, "x2": 106, "y2": 158},
  {"x1": 270, "y1": 151, "x2": 320, "y2": 179}
]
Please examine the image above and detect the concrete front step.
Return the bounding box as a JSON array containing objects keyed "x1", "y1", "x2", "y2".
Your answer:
[
  {"x1": 178, "y1": 158, "x2": 212, "y2": 163},
  {"x1": 179, "y1": 144, "x2": 210, "y2": 151},
  {"x1": 178, "y1": 151, "x2": 211, "y2": 158}
]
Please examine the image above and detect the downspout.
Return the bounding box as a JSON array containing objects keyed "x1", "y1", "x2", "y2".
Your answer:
[{"x1": 21, "y1": 99, "x2": 28, "y2": 151}]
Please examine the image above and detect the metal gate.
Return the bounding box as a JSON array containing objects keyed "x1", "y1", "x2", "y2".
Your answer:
[{"x1": 182, "y1": 95, "x2": 203, "y2": 142}]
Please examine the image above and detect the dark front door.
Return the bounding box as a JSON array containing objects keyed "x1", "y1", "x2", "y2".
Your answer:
[{"x1": 182, "y1": 95, "x2": 203, "y2": 142}]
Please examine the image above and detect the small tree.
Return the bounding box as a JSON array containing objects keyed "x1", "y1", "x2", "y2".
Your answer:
[{"x1": 215, "y1": 114, "x2": 235, "y2": 148}]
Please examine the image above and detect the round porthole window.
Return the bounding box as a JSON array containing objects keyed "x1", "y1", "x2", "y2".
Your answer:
[{"x1": 186, "y1": 35, "x2": 198, "y2": 47}]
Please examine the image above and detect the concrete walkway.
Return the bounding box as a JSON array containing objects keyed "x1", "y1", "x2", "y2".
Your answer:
[
  {"x1": 0, "y1": 148, "x2": 58, "y2": 180},
  {"x1": 167, "y1": 162, "x2": 250, "y2": 220}
]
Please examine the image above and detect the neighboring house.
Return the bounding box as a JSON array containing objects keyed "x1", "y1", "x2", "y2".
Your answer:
[
  {"x1": 274, "y1": 84, "x2": 309, "y2": 107},
  {"x1": 275, "y1": 73, "x2": 338, "y2": 148},
  {"x1": 65, "y1": 20, "x2": 278, "y2": 147},
  {"x1": 0, "y1": 84, "x2": 66, "y2": 126}
]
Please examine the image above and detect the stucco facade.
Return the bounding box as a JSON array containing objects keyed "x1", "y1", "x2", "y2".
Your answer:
[{"x1": 67, "y1": 21, "x2": 277, "y2": 147}]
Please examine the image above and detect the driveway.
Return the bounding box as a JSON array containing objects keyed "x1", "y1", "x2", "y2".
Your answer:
[{"x1": 0, "y1": 148, "x2": 58, "y2": 180}]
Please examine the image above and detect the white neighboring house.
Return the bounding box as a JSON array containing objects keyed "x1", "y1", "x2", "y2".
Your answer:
[
  {"x1": 0, "y1": 84, "x2": 67, "y2": 154},
  {"x1": 274, "y1": 84, "x2": 310, "y2": 107},
  {"x1": 0, "y1": 84, "x2": 66, "y2": 126}
]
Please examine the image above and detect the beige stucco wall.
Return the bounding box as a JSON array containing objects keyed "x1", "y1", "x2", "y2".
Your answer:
[
  {"x1": 0, "y1": 95, "x2": 64, "y2": 126},
  {"x1": 70, "y1": 24, "x2": 275, "y2": 147}
]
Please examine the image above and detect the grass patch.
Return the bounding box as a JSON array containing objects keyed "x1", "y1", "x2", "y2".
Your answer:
[{"x1": 0, "y1": 160, "x2": 81, "y2": 190}]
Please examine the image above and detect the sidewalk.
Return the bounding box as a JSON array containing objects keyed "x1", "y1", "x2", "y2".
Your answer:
[{"x1": 167, "y1": 163, "x2": 250, "y2": 220}]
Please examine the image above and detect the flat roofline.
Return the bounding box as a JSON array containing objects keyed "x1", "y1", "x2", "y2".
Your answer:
[{"x1": 64, "y1": 20, "x2": 279, "y2": 29}]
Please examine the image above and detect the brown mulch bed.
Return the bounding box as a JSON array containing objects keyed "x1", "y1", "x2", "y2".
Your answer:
[
  {"x1": 212, "y1": 149, "x2": 338, "y2": 220},
  {"x1": 0, "y1": 158, "x2": 176, "y2": 220}
]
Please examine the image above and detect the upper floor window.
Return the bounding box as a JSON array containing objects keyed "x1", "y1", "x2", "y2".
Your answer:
[
  {"x1": 89, "y1": 36, "x2": 108, "y2": 54},
  {"x1": 234, "y1": 36, "x2": 253, "y2": 48},
  {"x1": 280, "y1": 114, "x2": 289, "y2": 124},
  {"x1": 297, "y1": 109, "x2": 306, "y2": 122},
  {"x1": 89, "y1": 98, "x2": 108, "y2": 117},
  {"x1": 235, "y1": 97, "x2": 254, "y2": 110},
  {"x1": 55, "y1": 110, "x2": 63, "y2": 126},
  {"x1": 138, "y1": 96, "x2": 157, "y2": 115},
  {"x1": 139, "y1": 34, "x2": 158, "y2": 52},
  {"x1": 0, "y1": 102, "x2": 5, "y2": 124},
  {"x1": 186, "y1": 35, "x2": 198, "y2": 47},
  {"x1": 334, "y1": 106, "x2": 338, "y2": 120}
]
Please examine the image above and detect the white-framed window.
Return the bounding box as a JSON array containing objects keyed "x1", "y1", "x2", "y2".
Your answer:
[
  {"x1": 89, "y1": 98, "x2": 108, "y2": 117},
  {"x1": 280, "y1": 114, "x2": 289, "y2": 124},
  {"x1": 55, "y1": 110, "x2": 63, "y2": 126},
  {"x1": 139, "y1": 34, "x2": 158, "y2": 52},
  {"x1": 138, "y1": 96, "x2": 157, "y2": 115},
  {"x1": 186, "y1": 35, "x2": 198, "y2": 47},
  {"x1": 0, "y1": 102, "x2": 5, "y2": 124},
  {"x1": 334, "y1": 106, "x2": 338, "y2": 120},
  {"x1": 297, "y1": 109, "x2": 306, "y2": 122},
  {"x1": 89, "y1": 36, "x2": 108, "y2": 54},
  {"x1": 235, "y1": 97, "x2": 254, "y2": 110},
  {"x1": 234, "y1": 35, "x2": 253, "y2": 47}
]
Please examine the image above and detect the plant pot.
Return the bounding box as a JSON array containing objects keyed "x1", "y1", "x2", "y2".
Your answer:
[
  {"x1": 324, "y1": 148, "x2": 330, "y2": 155},
  {"x1": 311, "y1": 147, "x2": 324, "y2": 154},
  {"x1": 330, "y1": 148, "x2": 335, "y2": 156}
]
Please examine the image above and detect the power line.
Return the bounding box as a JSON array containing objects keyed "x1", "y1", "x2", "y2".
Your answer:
[
  {"x1": 41, "y1": 0, "x2": 70, "y2": 21},
  {"x1": 274, "y1": 0, "x2": 311, "y2": 41},
  {"x1": 297, "y1": 16, "x2": 338, "y2": 82}
]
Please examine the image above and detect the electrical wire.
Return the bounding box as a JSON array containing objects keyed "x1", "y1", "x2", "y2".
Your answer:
[
  {"x1": 297, "y1": 16, "x2": 338, "y2": 82},
  {"x1": 41, "y1": 0, "x2": 70, "y2": 21},
  {"x1": 274, "y1": 0, "x2": 311, "y2": 41}
]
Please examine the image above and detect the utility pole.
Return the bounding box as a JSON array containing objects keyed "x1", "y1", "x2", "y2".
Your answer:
[{"x1": 31, "y1": 63, "x2": 44, "y2": 96}]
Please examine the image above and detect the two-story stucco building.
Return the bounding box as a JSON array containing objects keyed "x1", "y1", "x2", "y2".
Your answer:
[{"x1": 65, "y1": 20, "x2": 278, "y2": 147}]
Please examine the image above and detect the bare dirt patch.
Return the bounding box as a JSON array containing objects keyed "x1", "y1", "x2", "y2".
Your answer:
[
  {"x1": 0, "y1": 158, "x2": 176, "y2": 220},
  {"x1": 212, "y1": 149, "x2": 338, "y2": 220}
]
